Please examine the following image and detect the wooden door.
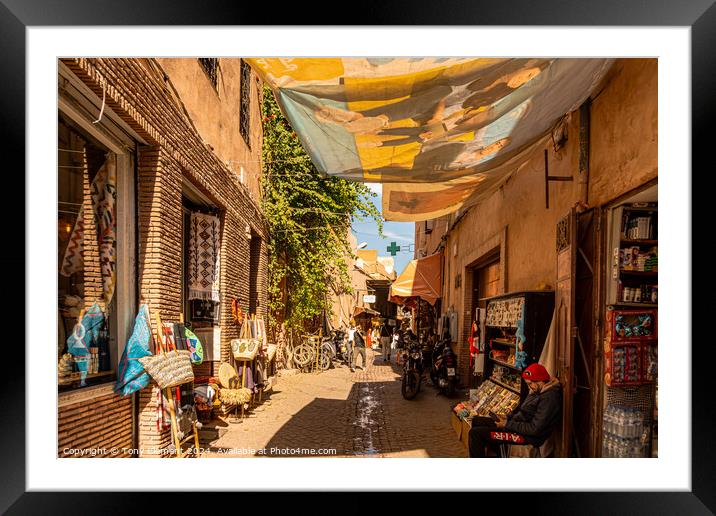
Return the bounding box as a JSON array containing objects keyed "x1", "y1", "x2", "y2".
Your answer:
[
  {"x1": 555, "y1": 209, "x2": 577, "y2": 457},
  {"x1": 572, "y1": 208, "x2": 601, "y2": 458}
]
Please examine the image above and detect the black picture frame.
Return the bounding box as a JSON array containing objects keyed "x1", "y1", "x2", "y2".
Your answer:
[{"x1": 3, "y1": 0, "x2": 707, "y2": 512}]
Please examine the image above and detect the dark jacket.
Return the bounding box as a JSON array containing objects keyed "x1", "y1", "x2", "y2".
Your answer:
[
  {"x1": 504, "y1": 378, "x2": 562, "y2": 446},
  {"x1": 380, "y1": 325, "x2": 391, "y2": 337}
]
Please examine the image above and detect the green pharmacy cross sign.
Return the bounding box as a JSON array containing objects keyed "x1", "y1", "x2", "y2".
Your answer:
[{"x1": 387, "y1": 241, "x2": 401, "y2": 256}]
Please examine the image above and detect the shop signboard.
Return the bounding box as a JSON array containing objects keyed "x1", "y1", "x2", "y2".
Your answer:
[{"x1": 363, "y1": 294, "x2": 376, "y2": 303}]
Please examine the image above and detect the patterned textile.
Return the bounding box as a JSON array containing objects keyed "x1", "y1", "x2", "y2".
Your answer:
[
  {"x1": 90, "y1": 154, "x2": 117, "y2": 305},
  {"x1": 157, "y1": 388, "x2": 172, "y2": 432},
  {"x1": 248, "y1": 58, "x2": 614, "y2": 221},
  {"x1": 66, "y1": 302, "x2": 105, "y2": 386},
  {"x1": 188, "y1": 212, "x2": 221, "y2": 302},
  {"x1": 489, "y1": 431, "x2": 526, "y2": 444},
  {"x1": 60, "y1": 202, "x2": 86, "y2": 277},
  {"x1": 115, "y1": 305, "x2": 153, "y2": 397}
]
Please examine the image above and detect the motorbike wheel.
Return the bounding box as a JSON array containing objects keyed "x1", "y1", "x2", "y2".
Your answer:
[
  {"x1": 444, "y1": 380, "x2": 456, "y2": 398},
  {"x1": 429, "y1": 370, "x2": 439, "y2": 388},
  {"x1": 321, "y1": 341, "x2": 336, "y2": 360},
  {"x1": 401, "y1": 370, "x2": 420, "y2": 400}
]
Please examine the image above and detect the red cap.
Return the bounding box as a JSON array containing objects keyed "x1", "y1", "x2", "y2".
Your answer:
[{"x1": 522, "y1": 363, "x2": 550, "y2": 382}]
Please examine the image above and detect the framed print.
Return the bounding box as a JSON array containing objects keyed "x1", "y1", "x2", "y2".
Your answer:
[{"x1": 3, "y1": 0, "x2": 710, "y2": 513}]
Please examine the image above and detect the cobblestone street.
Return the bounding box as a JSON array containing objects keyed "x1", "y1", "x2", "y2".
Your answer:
[{"x1": 202, "y1": 348, "x2": 467, "y2": 458}]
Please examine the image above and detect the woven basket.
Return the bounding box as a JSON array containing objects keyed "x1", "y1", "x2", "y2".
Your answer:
[
  {"x1": 139, "y1": 350, "x2": 194, "y2": 389},
  {"x1": 231, "y1": 320, "x2": 260, "y2": 361},
  {"x1": 219, "y1": 387, "x2": 252, "y2": 405}
]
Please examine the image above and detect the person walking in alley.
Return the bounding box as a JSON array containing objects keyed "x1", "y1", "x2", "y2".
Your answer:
[
  {"x1": 468, "y1": 363, "x2": 562, "y2": 458},
  {"x1": 351, "y1": 325, "x2": 367, "y2": 372},
  {"x1": 347, "y1": 320, "x2": 357, "y2": 370},
  {"x1": 380, "y1": 321, "x2": 392, "y2": 362}
]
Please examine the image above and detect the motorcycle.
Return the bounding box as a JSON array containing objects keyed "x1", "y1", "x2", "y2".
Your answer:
[
  {"x1": 323, "y1": 329, "x2": 350, "y2": 366},
  {"x1": 429, "y1": 337, "x2": 459, "y2": 397},
  {"x1": 400, "y1": 339, "x2": 424, "y2": 400}
]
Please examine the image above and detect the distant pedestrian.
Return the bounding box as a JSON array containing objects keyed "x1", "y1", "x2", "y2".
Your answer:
[
  {"x1": 380, "y1": 321, "x2": 391, "y2": 362},
  {"x1": 347, "y1": 320, "x2": 357, "y2": 369},
  {"x1": 351, "y1": 326, "x2": 367, "y2": 372},
  {"x1": 392, "y1": 327, "x2": 399, "y2": 351}
]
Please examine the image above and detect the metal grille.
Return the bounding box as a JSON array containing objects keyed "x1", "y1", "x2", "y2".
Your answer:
[
  {"x1": 240, "y1": 59, "x2": 251, "y2": 148},
  {"x1": 556, "y1": 215, "x2": 570, "y2": 253},
  {"x1": 198, "y1": 58, "x2": 220, "y2": 91},
  {"x1": 604, "y1": 384, "x2": 656, "y2": 457}
]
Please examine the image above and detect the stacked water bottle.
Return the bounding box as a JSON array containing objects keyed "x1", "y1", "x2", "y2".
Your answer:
[{"x1": 602, "y1": 405, "x2": 647, "y2": 457}]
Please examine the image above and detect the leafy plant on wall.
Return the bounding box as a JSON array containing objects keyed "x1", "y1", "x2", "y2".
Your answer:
[{"x1": 261, "y1": 86, "x2": 382, "y2": 331}]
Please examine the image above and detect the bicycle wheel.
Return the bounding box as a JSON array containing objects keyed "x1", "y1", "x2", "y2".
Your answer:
[
  {"x1": 318, "y1": 351, "x2": 331, "y2": 371},
  {"x1": 293, "y1": 343, "x2": 315, "y2": 368}
]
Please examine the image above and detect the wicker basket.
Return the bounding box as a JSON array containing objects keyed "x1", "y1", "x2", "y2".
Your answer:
[{"x1": 139, "y1": 350, "x2": 194, "y2": 389}]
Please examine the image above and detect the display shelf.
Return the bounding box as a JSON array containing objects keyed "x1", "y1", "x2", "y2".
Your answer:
[
  {"x1": 620, "y1": 239, "x2": 657, "y2": 246},
  {"x1": 58, "y1": 370, "x2": 114, "y2": 385},
  {"x1": 484, "y1": 291, "x2": 554, "y2": 401},
  {"x1": 619, "y1": 270, "x2": 657, "y2": 276},
  {"x1": 489, "y1": 377, "x2": 521, "y2": 394},
  {"x1": 490, "y1": 339, "x2": 516, "y2": 347},
  {"x1": 611, "y1": 302, "x2": 658, "y2": 308},
  {"x1": 491, "y1": 357, "x2": 521, "y2": 371},
  {"x1": 622, "y1": 206, "x2": 657, "y2": 212}
]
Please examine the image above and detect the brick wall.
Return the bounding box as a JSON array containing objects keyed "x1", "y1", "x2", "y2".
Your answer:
[
  {"x1": 138, "y1": 386, "x2": 171, "y2": 457},
  {"x1": 58, "y1": 390, "x2": 133, "y2": 457},
  {"x1": 60, "y1": 57, "x2": 269, "y2": 456}
]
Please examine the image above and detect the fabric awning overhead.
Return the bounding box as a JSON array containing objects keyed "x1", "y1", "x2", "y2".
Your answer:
[
  {"x1": 353, "y1": 306, "x2": 380, "y2": 317},
  {"x1": 247, "y1": 57, "x2": 614, "y2": 221},
  {"x1": 390, "y1": 252, "x2": 442, "y2": 306}
]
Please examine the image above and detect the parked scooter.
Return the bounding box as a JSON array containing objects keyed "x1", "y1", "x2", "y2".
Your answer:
[
  {"x1": 429, "y1": 337, "x2": 459, "y2": 397},
  {"x1": 400, "y1": 338, "x2": 424, "y2": 400},
  {"x1": 323, "y1": 329, "x2": 350, "y2": 366}
]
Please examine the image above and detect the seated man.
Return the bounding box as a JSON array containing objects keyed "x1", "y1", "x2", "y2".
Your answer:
[{"x1": 468, "y1": 363, "x2": 562, "y2": 458}]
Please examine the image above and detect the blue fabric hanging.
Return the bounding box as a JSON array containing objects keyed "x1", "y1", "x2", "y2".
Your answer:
[
  {"x1": 66, "y1": 302, "x2": 105, "y2": 386},
  {"x1": 115, "y1": 305, "x2": 153, "y2": 396}
]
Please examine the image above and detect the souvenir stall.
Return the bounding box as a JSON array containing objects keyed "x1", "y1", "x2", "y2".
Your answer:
[
  {"x1": 450, "y1": 291, "x2": 554, "y2": 452},
  {"x1": 601, "y1": 192, "x2": 658, "y2": 458}
]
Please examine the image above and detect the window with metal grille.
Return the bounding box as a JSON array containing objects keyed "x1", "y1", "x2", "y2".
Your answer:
[
  {"x1": 198, "y1": 58, "x2": 220, "y2": 92},
  {"x1": 240, "y1": 59, "x2": 251, "y2": 148}
]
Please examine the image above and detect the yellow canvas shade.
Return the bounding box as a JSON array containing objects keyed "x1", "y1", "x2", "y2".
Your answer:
[
  {"x1": 390, "y1": 252, "x2": 443, "y2": 306},
  {"x1": 248, "y1": 57, "x2": 614, "y2": 221}
]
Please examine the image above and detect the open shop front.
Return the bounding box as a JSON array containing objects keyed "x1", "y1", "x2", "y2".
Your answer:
[
  {"x1": 390, "y1": 252, "x2": 443, "y2": 337},
  {"x1": 451, "y1": 291, "x2": 556, "y2": 457},
  {"x1": 598, "y1": 182, "x2": 658, "y2": 458},
  {"x1": 449, "y1": 182, "x2": 658, "y2": 459}
]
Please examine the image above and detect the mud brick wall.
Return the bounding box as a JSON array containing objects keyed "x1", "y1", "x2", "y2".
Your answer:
[{"x1": 58, "y1": 391, "x2": 133, "y2": 457}]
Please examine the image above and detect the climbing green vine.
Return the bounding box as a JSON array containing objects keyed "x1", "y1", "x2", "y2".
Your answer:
[{"x1": 261, "y1": 86, "x2": 382, "y2": 331}]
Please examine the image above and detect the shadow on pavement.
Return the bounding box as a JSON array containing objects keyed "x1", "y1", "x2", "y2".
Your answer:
[{"x1": 260, "y1": 376, "x2": 467, "y2": 458}]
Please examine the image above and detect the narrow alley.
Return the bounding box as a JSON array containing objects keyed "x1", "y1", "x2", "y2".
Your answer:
[{"x1": 201, "y1": 349, "x2": 466, "y2": 458}]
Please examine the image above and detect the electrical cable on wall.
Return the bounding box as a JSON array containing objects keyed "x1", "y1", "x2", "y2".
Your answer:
[{"x1": 92, "y1": 79, "x2": 107, "y2": 124}]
